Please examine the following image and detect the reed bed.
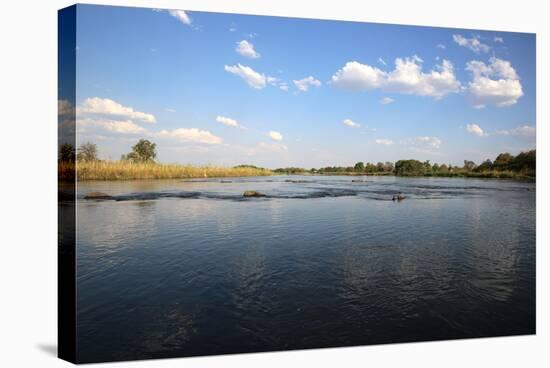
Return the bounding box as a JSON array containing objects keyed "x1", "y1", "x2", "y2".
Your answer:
[{"x1": 61, "y1": 161, "x2": 272, "y2": 181}]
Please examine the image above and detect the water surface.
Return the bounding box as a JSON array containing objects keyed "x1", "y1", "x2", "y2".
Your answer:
[{"x1": 72, "y1": 175, "x2": 536, "y2": 362}]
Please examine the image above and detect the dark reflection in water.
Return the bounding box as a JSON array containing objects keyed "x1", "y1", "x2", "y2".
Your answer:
[{"x1": 74, "y1": 176, "x2": 535, "y2": 362}]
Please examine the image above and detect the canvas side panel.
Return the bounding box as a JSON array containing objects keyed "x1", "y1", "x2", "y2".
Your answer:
[{"x1": 58, "y1": 4, "x2": 77, "y2": 364}]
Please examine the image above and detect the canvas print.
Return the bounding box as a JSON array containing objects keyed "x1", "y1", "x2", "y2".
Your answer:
[{"x1": 58, "y1": 4, "x2": 536, "y2": 364}]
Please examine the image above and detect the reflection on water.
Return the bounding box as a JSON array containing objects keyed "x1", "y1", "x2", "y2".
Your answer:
[{"x1": 74, "y1": 176, "x2": 535, "y2": 362}]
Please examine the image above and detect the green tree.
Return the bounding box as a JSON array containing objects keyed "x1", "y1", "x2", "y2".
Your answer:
[
  {"x1": 394, "y1": 159, "x2": 426, "y2": 176},
  {"x1": 493, "y1": 153, "x2": 514, "y2": 170},
  {"x1": 77, "y1": 142, "x2": 98, "y2": 162},
  {"x1": 59, "y1": 143, "x2": 75, "y2": 163},
  {"x1": 122, "y1": 139, "x2": 157, "y2": 163},
  {"x1": 354, "y1": 161, "x2": 365, "y2": 172}
]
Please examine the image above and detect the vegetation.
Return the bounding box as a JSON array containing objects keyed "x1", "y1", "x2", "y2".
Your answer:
[
  {"x1": 121, "y1": 139, "x2": 157, "y2": 163},
  {"x1": 58, "y1": 139, "x2": 271, "y2": 181},
  {"x1": 58, "y1": 139, "x2": 535, "y2": 181},
  {"x1": 275, "y1": 150, "x2": 535, "y2": 180},
  {"x1": 73, "y1": 161, "x2": 272, "y2": 181},
  {"x1": 77, "y1": 142, "x2": 98, "y2": 162}
]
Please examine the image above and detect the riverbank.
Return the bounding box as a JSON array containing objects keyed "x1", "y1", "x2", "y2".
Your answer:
[
  {"x1": 60, "y1": 161, "x2": 272, "y2": 181},
  {"x1": 285, "y1": 171, "x2": 535, "y2": 181}
]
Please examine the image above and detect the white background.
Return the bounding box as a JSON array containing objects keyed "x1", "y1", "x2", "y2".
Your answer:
[{"x1": 0, "y1": 0, "x2": 547, "y2": 366}]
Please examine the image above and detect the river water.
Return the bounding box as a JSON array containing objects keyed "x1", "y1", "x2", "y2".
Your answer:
[{"x1": 71, "y1": 175, "x2": 536, "y2": 362}]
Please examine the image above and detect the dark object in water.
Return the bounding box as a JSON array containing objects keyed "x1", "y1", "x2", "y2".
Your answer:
[
  {"x1": 84, "y1": 191, "x2": 113, "y2": 200},
  {"x1": 284, "y1": 179, "x2": 310, "y2": 183},
  {"x1": 392, "y1": 193, "x2": 406, "y2": 201},
  {"x1": 243, "y1": 190, "x2": 266, "y2": 197},
  {"x1": 220, "y1": 180, "x2": 233, "y2": 183},
  {"x1": 352, "y1": 179, "x2": 367, "y2": 183}
]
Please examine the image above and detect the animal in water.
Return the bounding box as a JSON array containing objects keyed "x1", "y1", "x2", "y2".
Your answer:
[
  {"x1": 351, "y1": 179, "x2": 367, "y2": 182},
  {"x1": 392, "y1": 192, "x2": 405, "y2": 201}
]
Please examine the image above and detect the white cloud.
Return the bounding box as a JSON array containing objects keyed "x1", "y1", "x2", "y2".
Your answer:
[
  {"x1": 380, "y1": 97, "x2": 394, "y2": 104},
  {"x1": 385, "y1": 57, "x2": 461, "y2": 98},
  {"x1": 378, "y1": 57, "x2": 387, "y2": 66},
  {"x1": 466, "y1": 57, "x2": 523, "y2": 108},
  {"x1": 494, "y1": 36, "x2": 504, "y2": 43},
  {"x1": 375, "y1": 138, "x2": 393, "y2": 145},
  {"x1": 495, "y1": 125, "x2": 536, "y2": 137},
  {"x1": 77, "y1": 97, "x2": 156, "y2": 123},
  {"x1": 155, "y1": 128, "x2": 222, "y2": 144},
  {"x1": 279, "y1": 84, "x2": 289, "y2": 91},
  {"x1": 268, "y1": 131, "x2": 283, "y2": 141},
  {"x1": 437, "y1": 44, "x2": 446, "y2": 49},
  {"x1": 330, "y1": 57, "x2": 461, "y2": 99},
  {"x1": 293, "y1": 76, "x2": 321, "y2": 92},
  {"x1": 216, "y1": 115, "x2": 239, "y2": 128},
  {"x1": 466, "y1": 123, "x2": 485, "y2": 136},
  {"x1": 235, "y1": 40, "x2": 260, "y2": 58},
  {"x1": 409, "y1": 136, "x2": 442, "y2": 149},
  {"x1": 77, "y1": 118, "x2": 146, "y2": 135},
  {"x1": 343, "y1": 119, "x2": 360, "y2": 128},
  {"x1": 453, "y1": 34, "x2": 490, "y2": 53},
  {"x1": 168, "y1": 10, "x2": 192, "y2": 25},
  {"x1": 224, "y1": 64, "x2": 266, "y2": 89},
  {"x1": 330, "y1": 61, "x2": 386, "y2": 90}
]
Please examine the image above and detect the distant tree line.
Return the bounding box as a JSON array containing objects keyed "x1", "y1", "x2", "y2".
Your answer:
[{"x1": 274, "y1": 150, "x2": 535, "y2": 179}]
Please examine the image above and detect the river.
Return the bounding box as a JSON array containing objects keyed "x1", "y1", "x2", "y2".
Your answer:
[{"x1": 70, "y1": 175, "x2": 536, "y2": 362}]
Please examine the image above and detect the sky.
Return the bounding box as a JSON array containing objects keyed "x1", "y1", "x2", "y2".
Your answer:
[{"x1": 59, "y1": 4, "x2": 536, "y2": 168}]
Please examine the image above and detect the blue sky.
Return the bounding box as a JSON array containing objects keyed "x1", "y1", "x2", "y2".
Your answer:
[{"x1": 63, "y1": 4, "x2": 536, "y2": 168}]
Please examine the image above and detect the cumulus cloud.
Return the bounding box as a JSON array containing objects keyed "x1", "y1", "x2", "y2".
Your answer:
[
  {"x1": 494, "y1": 36, "x2": 504, "y2": 43},
  {"x1": 77, "y1": 97, "x2": 156, "y2": 123},
  {"x1": 495, "y1": 125, "x2": 536, "y2": 137},
  {"x1": 465, "y1": 57, "x2": 523, "y2": 108},
  {"x1": 293, "y1": 76, "x2": 321, "y2": 92},
  {"x1": 378, "y1": 57, "x2": 387, "y2": 66},
  {"x1": 380, "y1": 97, "x2": 394, "y2": 104},
  {"x1": 375, "y1": 138, "x2": 393, "y2": 145},
  {"x1": 330, "y1": 56, "x2": 461, "y2": 99},
  {"x1": 466, "y1": 123, "x2": 485, "y2": 136},
  {"x1": 77, "y1": 118, "x2": 146, "y2": 135},
  {"x1": 155, "y1": 128, "x2": 222, "y2": 144},
  {"x1": 235, "y1": 40, "x2": 260, "y2": 58},
  {"x1": 330, "y1": 61, "x2": 386, "y2": 90},
  {"x1": 168, "y1": 10, "x2": 192, "y2": 25},
  {"x1": 224, "y1": 64, "x2": 266, "y2": 89},
  {"x1": 453, "y1": 34, "x2": 490, "y2": 53},
  {"x1": 268, "y1": 131, "x2": 283, "y2": 141},
  {"x1": 216, "y1": 115, "x2": 239, "y2": 128},
  {"x1": 343, "y1": 119, "x2": 360, "y2": 128}
]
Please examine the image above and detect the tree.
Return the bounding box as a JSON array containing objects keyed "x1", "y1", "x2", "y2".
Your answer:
[
  {"x1": 354, "y1": 162, "x2": 365, "y2": 172},
  {"x1": 463, "y1": 160, "x2": 477, "y2": 171},
  {"x1": 475, "y1": 159, "x2": 493, "y2": 172},
  {"x1": 77, "y1": 142, "x2": 98, "y2": 162},
  {"x1": 493, "y1": 153, "x2": 514, "y2": 170},
  {"x1": 122, "y1": 139, "x2": 157, "y2": 163},
  {"x1": 59, "y1": 143, "x2": 75, "y2": 162},
  {"x1": 394, "y1": 159, "x2": 426, "y2": 176}
]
